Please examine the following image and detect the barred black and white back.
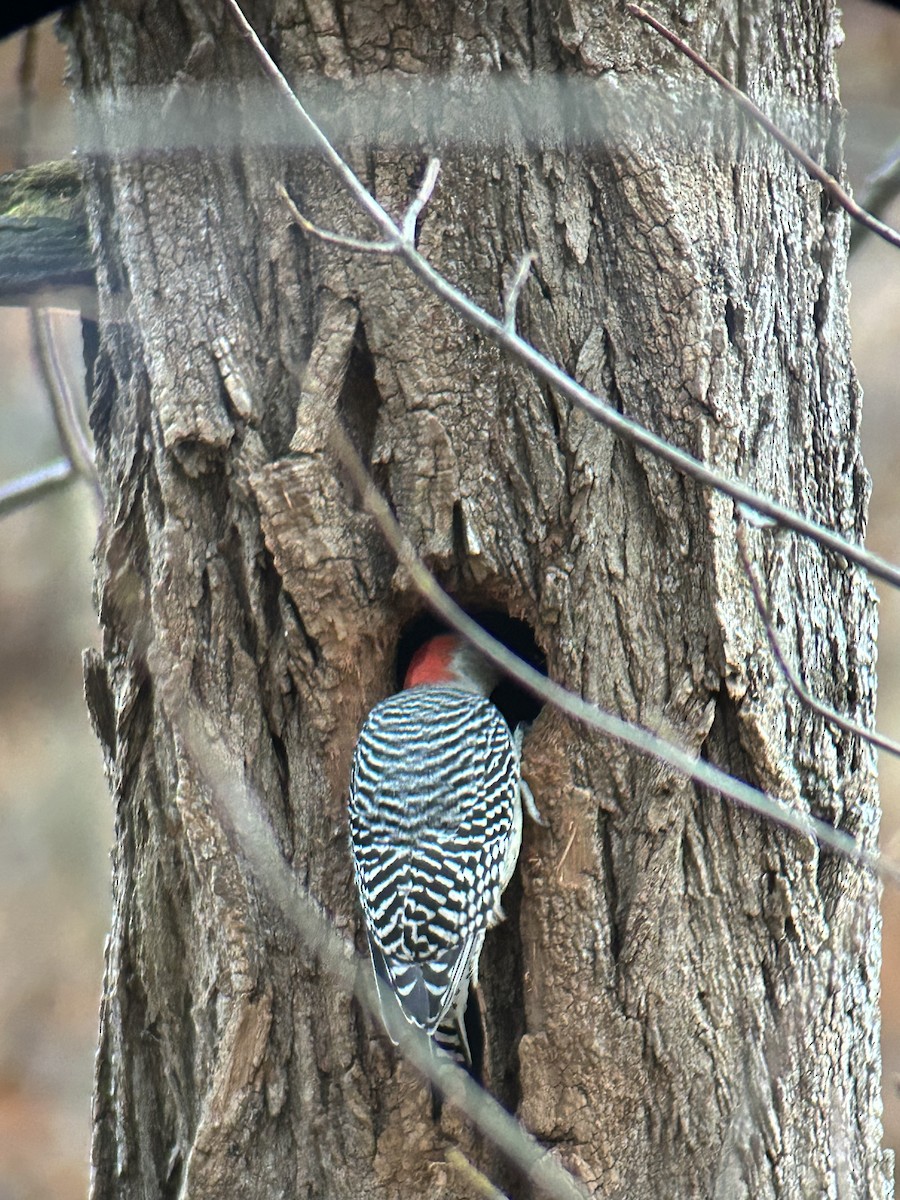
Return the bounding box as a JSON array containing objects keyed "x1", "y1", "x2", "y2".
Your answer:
[{"x1": 349, "y1": 684, "x2": 522, "y2": 1063}]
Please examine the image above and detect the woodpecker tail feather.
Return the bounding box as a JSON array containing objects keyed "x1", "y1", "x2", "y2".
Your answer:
[
  {"x1": 368, "y1": 934, "x2": 477, "y2": 1065},
  {"x1": 433, "y1": 1017, "x2": 470, "y2": 1066}
]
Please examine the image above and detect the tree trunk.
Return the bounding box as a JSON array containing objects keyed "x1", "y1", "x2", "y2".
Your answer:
[{"x1": 68, "y1": 0, "x2": 889, "y2": 1196}]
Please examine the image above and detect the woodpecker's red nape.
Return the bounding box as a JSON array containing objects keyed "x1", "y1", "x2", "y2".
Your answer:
[{"x1": 403, "y1": 633, "x2": 460, "y2": 688}]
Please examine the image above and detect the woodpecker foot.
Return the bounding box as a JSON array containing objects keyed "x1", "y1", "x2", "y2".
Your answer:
[
  {"x1": 515, "y1": 722, "x2": 546, "y2": 826},
  {"x1": 521, "y1": 778, "x2": 546, "y2": 827}
]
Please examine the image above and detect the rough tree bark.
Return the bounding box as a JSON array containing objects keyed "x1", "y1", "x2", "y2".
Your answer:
[{"x1": 68, "y1": 0, "x2": 889, "y2": 1196}]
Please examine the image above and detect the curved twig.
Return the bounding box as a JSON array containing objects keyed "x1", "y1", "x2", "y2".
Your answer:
[
  {"x1": 331, "y1": 422, "x2": 896, "y2": 885},
  {"x1": 226, "y1": 0, "x2": 900, "y2": 592},
  {"x1": 626, "y1": 4, "x2": 900, "y2": 252},
  {"x1": 735, "y1": 516, "x2": 900, "y2": 760},
  {"x1": 850, "y1": 142, "x2": 900, "y2": 256},
  {"x1": 30, "y1": 306, "x2": 99, "y2": 494},
  {"x1": 225, "y1": 0, "x2": 899, "y2": 887},
  {"x1": 0, "y1": 458, "x2": 75, "y2": 518}
]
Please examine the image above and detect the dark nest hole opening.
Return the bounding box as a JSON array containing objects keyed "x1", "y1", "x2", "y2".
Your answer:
[{"x1": 396, "y1": 609, "x2": 546, "y2": 1118}]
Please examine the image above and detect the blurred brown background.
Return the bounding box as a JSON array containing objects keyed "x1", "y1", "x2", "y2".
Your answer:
[
  {"x1": 0, "y1": 18, "x2": 107, "y2": 1200},
  {"x1": 0, "y1": 5, "x2": 899, "y2": 1196}
]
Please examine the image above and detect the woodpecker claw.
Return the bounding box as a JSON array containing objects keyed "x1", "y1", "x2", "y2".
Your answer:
[
  {"x1": 514, "y1": 722, "x2": 546, "y2": 827},
  {"x1": 521, "y1": 778, "x2": 546, "y2": 827},
  {"x1": 513, "y1": 721, "x2": 532, "y2": 755}
]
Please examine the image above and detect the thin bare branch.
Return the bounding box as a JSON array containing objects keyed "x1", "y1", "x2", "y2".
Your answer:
[
  {"x1": 850, "y1": 141, "x2": 900, "y2": 256},
  {"x1": 330, "y1": 423, "x2": 899, "y2": 887},
  {"x1": 225, "y1": 0, "x2": 398, "y2": 241},
  {"x1": 736, "y1": 517, "x2": 900, "y2": 760},
  {"x1": 226, "y1": 0, "x2": 898, "y2": 879},
  {"x1": 276, "y1": 184, "x2": 397, "y2": 255},
  {"x1": 503, "y1": 252, "x2": 535, "y2": 332},
  {"x1": 30, "y1": 306, "x2": 99, "y2": 493},
  {"x1": 0, "y1": 457, "x2": 75, "y2": 518},
  {"x1": 155, "y1": 683, "x2": 590, "y2": 1200},
  {"x1": 446, "y1": 1148, "x2": 512, "y2": 1199},
  {"x1": 402, "y1": 157, "x2": 441, "y2": 244},
  {"x1": 320, "y1": 192, "x2": 900, "y2": 589},
  {"x1": 226, "y1": 0, "x2": 900, "y2": 593},
  {"x1": 626, "y1": 3, "x2": 900, "y2": 252}
]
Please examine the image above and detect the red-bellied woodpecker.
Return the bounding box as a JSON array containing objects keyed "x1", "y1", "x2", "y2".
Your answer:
[{"x1": 348, "y1": 632, "x2": 541, "y2": 1063}]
